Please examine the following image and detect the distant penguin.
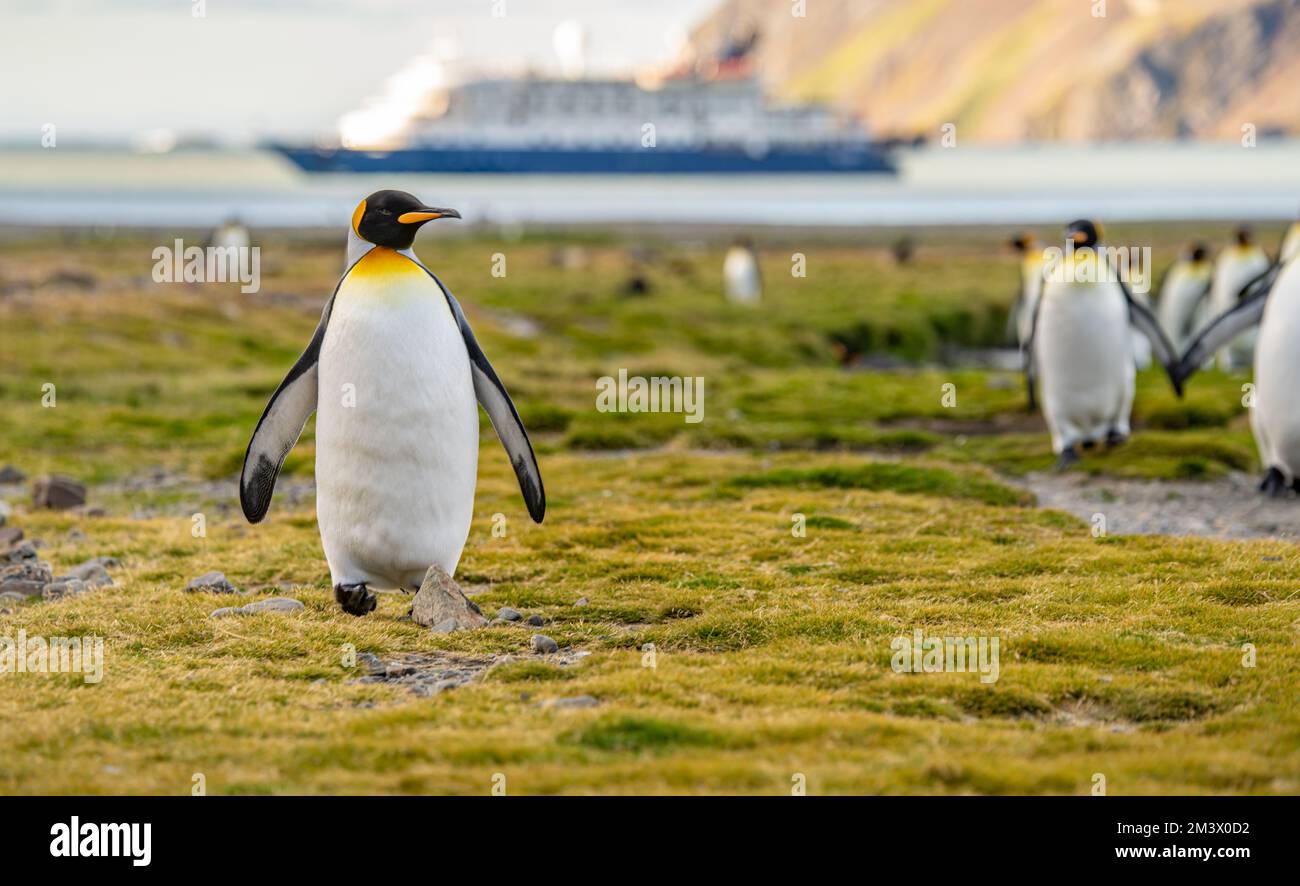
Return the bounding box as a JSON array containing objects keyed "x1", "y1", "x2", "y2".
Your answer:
[
  {"x1": 1155, "y1": 243, "x2": 1213, "y2": 350},
  {"x1": 1026, "y1": 220, "x2": 1182, "y2": 469},
  {"x1": 723, "y1": 237, "x2": 762, "y2": 305},
  {"x1": 1175, "y1": 245, "x2": 1300, "y2": 496},
  {"x1": 240, "y1": 190, "x2": 545, "y2": 616},
  {"x1": 1208, "y1": 226, "x2": 1270, "y2": 371},
  {"x1": 1008, "y1": 232, "x2": 1044, "y2": 348},
  {"x1": 209, "y1": 218, "x2": 251, "y2": 252}
]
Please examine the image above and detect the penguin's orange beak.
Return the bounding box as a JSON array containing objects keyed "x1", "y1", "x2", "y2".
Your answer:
[{"x1": 398, "y1": 207, "x2": 460, "y2": 224}]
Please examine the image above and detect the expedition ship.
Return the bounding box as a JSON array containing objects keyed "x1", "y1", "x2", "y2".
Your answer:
[{"x1": 271, "y1": 34, "x2": 894, "y2": 176}]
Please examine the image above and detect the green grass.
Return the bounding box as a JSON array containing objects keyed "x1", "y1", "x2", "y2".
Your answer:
[{"x1": 0, "y1": 229, "x2": 1296, "y2": 795}]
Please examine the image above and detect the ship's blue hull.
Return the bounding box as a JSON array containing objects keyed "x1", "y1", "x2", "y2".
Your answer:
[{"x1": 270, "y1": 144, "x2": 895, "y2": 175}]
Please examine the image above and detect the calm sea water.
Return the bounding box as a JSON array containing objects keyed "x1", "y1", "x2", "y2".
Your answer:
[{"x1": 2, "y1": 142, "x2": 1299, "y2": 228}]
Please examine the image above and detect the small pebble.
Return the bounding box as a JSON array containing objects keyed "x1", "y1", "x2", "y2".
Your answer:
[
  {"x1": 186, "y1": 571, "x2": 240, "y2": 594},
  {"x1": 209, "y1": 597, "x2": 303, "y2": 617},
  {"x1": 497, "y1": 606, "x2": 522, "y2": 622},
  {"x1": 356, "y1": 653, "x2": 385, "y2": 676},
  {"x1": 574, "y1": 597, "x2": 589, "y2": 607},
  {"x1": 525, "y1": 614, "x2": 546, "y2": 626},
  {"x1": 531, "y1": 634, "x2": 559, "y2": 654},
  {"x1": 242, "y1": 597, "x2": 304, "y2": 614}
]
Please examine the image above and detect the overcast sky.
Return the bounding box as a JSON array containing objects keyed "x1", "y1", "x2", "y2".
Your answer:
[{"x1": 0, "y1": 0, "x2": 720, "y2": 144}]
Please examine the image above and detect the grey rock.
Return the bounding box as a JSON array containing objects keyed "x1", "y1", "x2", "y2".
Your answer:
[
  {"x1": 31, "y1": 475, "x2": 87, "y2": 510},
  {"x1": 242, "y1": 597, "x2": 304, "y2": 614},
  {"x1": 207, "y1": 606, "x2": 244, "y2": 619},
  {"x1": 356, "y1": 653, "x2": 385, "y2": 676},
  {"x1": 410, "y1": 565, "x2": 487, "y2": 632},
  {"x1": 42, "y1": 579, "x2": 87, "y2": 601},
  {"x1": 185, "y1": 571, "x2": 239, "y2": 594},
  {"x1": 0, "y1": 465, "x2": 24, "y2": 485},
  {"x1": 497, "y1": 606, "x2": 523, "y2": 622},
  {"x1": 574, "y1": 597, "x2": 589, "y2": 607},
  {"x1": 63, "y1": 560, "x2": 113, "y2": 588},
  {"x1": 531, "y1": 634, "x2": 559, "y2": 654},
  {"x1": 66, "y1": 528, "x2": 87, "y2": 542},
  {"x1": 1, "y1": 541, "x2": 37, "y2": 564},
  {"x1": 1, "y1": 560, "x2": 53, "y2": 597},
  {"x1": 545, "y1": 695, "x2": 600, "y2": 709},
  {"x1": 0, "y1": 527, "x2": 22, "y2": 548},
  {"x1": 0, "y1": 590, "x2": 29, "y2": 604},
  {"x1": 525, "y1": 614, "x2": 546, "y2": 626},
  {"x1": 208, "y1": 597, "x2": 303, "y2": 618}
]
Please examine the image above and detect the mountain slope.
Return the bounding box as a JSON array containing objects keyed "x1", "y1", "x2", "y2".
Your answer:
[{"x1": 690, "y1": 0, "x2": 1300, "y2": 142}]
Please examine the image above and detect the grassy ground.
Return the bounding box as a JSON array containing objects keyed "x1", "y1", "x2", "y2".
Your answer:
[{"x1": 0, "y1": 227, "x2": 1296, "y2": 794}]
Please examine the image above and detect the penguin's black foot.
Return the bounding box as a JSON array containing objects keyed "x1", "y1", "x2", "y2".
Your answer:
[
  {"x1": 334, "y1": 582, "x2": 377, "y2": 616},
  {"x1": 1081, "y1": 439, "x2": 1097, "y2": 451},
  {"x1": 1259, "y1": 467, "x2": 1287, "y2": 498},
  {"x1": 1054, "y1": 447, "x2": 1080, "y2": 472},
  {"x1": 1105, "y1": 430, "x2": 1128, "y2": 448}
]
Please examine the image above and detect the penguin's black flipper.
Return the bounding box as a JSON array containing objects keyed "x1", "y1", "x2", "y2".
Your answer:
[
  {"x1": 1119, "y1": 279, "x2": 1184, "y2": 398},
  {"x1": 240, "y1": 290, "x2": 337, "y2": 523},
  {"x1": 1173, "y1": 271, "x2": 1277, "y2": 390},
  {"x1": 1022, "y1": 282, "x2": 1044, "y2": 412},
  {"x1": 422, "y1": 268, "x2": 546, "y2": 524}
]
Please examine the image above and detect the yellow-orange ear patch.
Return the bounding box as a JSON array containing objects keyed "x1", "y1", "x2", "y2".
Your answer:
[{"x1": 351, "y1": 199, "x2": 367, "y2": 236}]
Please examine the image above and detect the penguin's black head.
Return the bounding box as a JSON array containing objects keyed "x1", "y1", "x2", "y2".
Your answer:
[
  {"x1": 351, "y1": 190, "x2": 460, "y2": 249},
  {"x1": 1234, "y1": 225, "x2": 1253, "y2": 247},
  {"x1": 1189, "y1": 242, "x2": 1208, "y2": 263},
  {"x1": 1065, "y1": 219, "x2": 1101, "y2": 249}
]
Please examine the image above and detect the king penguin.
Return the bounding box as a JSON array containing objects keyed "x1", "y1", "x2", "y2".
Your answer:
[
  {"x1": 240, "y1": 190, "x2": 545, "y2": 615},
  {"x1": 1026, "y1": 220, "x2": 1182, "y2": 469},
  {"x1": 1175, "y1": 241, "x2": 1300, "y2": 496},
  {"x1": 1155, "y1": 242, "x2": 1213, "y2": 351},
  {"x1": 723, "y1": 237, "x2": 762, "y2": 305},
  {"x1": 1008, "y1": 232, "x2": 1044, "y2": 349},
  {"x1": 1207, "y1": 226, "x2": 1271, "y2": 372}
]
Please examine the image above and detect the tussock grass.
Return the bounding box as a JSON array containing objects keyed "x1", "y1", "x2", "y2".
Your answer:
[{"x1": 0, "y1": 233, "x2": 1295, "y2": 794}]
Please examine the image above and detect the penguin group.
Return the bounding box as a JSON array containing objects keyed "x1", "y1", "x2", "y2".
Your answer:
[
  {"x1": 1173, "y1": 218, "x2": 1300, "y2": 496},
  {"x1": 1016, "y1": 215, "x2": 1300, "y2": 494}
]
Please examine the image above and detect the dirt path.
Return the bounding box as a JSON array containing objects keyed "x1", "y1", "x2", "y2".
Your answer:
[{"x1": 1022, "y1": 471, "x2": 1300, "y2": 540}]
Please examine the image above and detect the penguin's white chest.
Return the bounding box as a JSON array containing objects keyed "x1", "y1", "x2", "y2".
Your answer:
[
  {"x1": 1251, "y1": 262, "x2": 1300, "y2": 477},
  {"x1": 315, "y1": 248, "x2": 479, "y2": 590},
  {"x1": 1034, "y1": 278, "x2": 1134, "y2": 451}
]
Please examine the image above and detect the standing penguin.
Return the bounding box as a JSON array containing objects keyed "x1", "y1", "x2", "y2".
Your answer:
[
  {"x1": 1207, "y1": 226, "x2": 1271, "y2": 372},
  {"x1": 1175, "y1": 249, "x2": 1298, "y2": 495},
  {"x1": 241, "y1": 190, "x2": 545, "y2": 615},
  {"x1": 1026, "y1": 220, "x2": 1182, "y2": 469},
  {"x1": 208, "y1": 217, "x2": 252, "y2": 252},
  {"x1": 723, "y1": 237, "x2": 762, "y2": 305},
  {"x1": 1155, "y1": 243, "x2": 1213, "y2": 351},
  {"x1": 1008, "y1": 232, "x2": 1044, "y2": 349}
]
